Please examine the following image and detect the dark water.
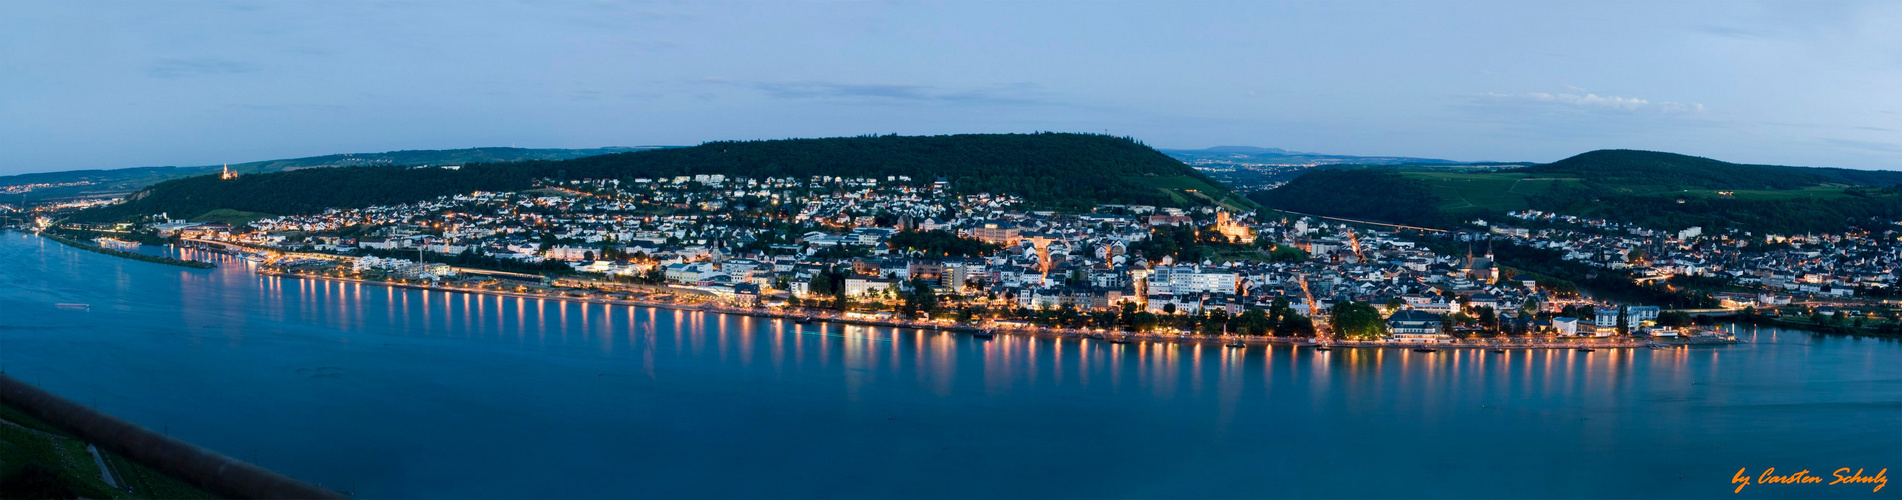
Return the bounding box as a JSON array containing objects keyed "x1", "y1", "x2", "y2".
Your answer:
[{"x1": 1, "y1": 233, "x2": 1897, "y2": 498}]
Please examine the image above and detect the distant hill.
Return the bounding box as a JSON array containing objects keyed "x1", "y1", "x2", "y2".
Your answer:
[
  {"x1": 1161, "y1": 146, "x2": 1463, "y2": 166},
  {"x1": 1, "y1": 147, "x2": 653, "y2": 202},
  {"x1": 72, "y1": 133, "x2": 1249, "y2": 222},
  {"x1": 217, "y1": 147, "x2": 656, "y2": 176},
  {"x1": 1253, "y1": 149, "x2": 1902, "y2": 234},
  {"x1": 1520, "y1": 149, "x2": 1902, "y2": 190}
]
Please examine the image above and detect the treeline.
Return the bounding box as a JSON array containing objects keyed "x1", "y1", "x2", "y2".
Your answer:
[
  {"x1": 71, "y1": 165, "x2": 528, "y2": 223},
  {"x1": 547, "y1": 133, "x2": 1226, "y2": 209},
  {"x1": 1521, "y1": 149, "x2": 1828, "y2": 190},
  {"x1": 1255, "y1": 152, "x2": 1902, "y2": 234},
  {"x1": 75, "y1": 133, "x2": 1225, "y2": 222},
  {"x1": 1524, "y1": 149, "x2": 1902, "y2": 189}
]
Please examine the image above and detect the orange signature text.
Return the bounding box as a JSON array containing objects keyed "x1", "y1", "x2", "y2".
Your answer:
[{"x1": 1733, "y1": 467, "x2": 1887, "y2": 493}]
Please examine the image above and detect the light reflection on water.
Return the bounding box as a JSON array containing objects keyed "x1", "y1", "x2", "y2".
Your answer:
[{"x1": 3, "y1": 233, "x2": 1900, "y2": 498}]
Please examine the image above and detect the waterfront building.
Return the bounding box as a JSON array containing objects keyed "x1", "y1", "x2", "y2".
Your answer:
[{"x1": 1386, "y1": 309, "x2": 1447, "y2": 342}]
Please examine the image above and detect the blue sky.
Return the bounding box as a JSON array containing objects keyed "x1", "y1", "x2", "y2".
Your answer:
[{"x1": 2, "y1": 1, "x2": 1898, "y2": 174}]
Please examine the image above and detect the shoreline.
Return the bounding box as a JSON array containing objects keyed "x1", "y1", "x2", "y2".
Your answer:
[
  {"x1": 34, "y1": 231, "x2": 216, "y2": 269},
  {"x1": 257, "y1": 268, "x2": 1739, "y2": 351}
]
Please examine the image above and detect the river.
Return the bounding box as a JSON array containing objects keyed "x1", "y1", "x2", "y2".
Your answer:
[{"x1": 0, "y1": 232, "x2": 1896, "y2": 498}]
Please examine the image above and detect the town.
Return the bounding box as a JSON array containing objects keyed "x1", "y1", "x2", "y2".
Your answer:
[{"x1": 20, "y1": 170, "x2": 1897, "y2": 344}]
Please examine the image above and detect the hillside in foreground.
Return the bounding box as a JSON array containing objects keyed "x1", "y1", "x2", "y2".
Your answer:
[
  {"x1": 72, "y1": 133, "x2": 1246, "y2": 222},
  {"x1": 1252, "y1": 149, "x2": 1902, "y2": 234}
]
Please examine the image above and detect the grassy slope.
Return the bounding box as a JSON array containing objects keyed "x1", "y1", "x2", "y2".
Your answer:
[
  {"x1": 0, "y1": 404, "x2": 211, "y2": 499},
  {"x1": 1146, "y1": 174, "x2": 1259, "y2": 211}
]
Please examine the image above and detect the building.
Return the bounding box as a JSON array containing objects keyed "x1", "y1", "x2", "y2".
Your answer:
[
  {"x1": 970, "y1": 221, "x2": 1021, "y2": 245},
  {"x1": 1146, "y1": 265, "x2": 1238, "y2": 296},
  {"x1": 844, "y1": 277, "x2": 897, "y2": 297},
  {"x1": 1552, "y1": 317, "x2": 1579, "y2": 336},
  {"x1": 1386, "y1": 309, "x2": 1447, "y2": 342},
  {"x1": 1624, "y1": 305, "x2": 1660, "y2": 326},
  {"x1": 1593, "y1": 306, "x2": 1622, "y2": 329}
]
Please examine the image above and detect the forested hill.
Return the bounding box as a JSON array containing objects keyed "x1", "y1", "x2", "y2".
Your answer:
[
  {"x1": 1252, "y1": 149, "x2": 1902, "y2": 234},
  {"x1": 1, "y1": 146, "x2": 649, "y2": 202},
  {"x1": 72, "y1": 133, "x2": 1239, "y2": 222},
  {"x1": 1520, "y1": 149, "x2": 1902, "y2": 189}
]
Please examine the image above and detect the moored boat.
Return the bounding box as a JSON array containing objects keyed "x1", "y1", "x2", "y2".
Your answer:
[
  {"x1": 1412, "y1": 348, "x2": 1438, "y2": 353},
  {"x1": 1225, "y1": 342, "x2": 1247, "y2": 349}
]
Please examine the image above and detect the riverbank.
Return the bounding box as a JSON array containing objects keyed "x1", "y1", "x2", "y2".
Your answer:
[
  {"x1": 260, "y1": 268, "x2": 1737, "y2": 350},
  {"x1": 34, "y1": 232, "x2": 215, "y2": 270}
]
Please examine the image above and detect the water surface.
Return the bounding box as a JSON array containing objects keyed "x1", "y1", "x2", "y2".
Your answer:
[{"x1": 1, "y1": 233, "x2": 1896, "y2": 498}]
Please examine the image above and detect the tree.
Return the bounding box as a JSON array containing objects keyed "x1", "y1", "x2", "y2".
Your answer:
[
  {"x1": 1236, "y1": 309, "x2": 1274, "y2": 336},
  {"x1": 1329, "y1": 301, "x2": 1388, "y2": 340},
  {"x1": 1277, "y1": 313, "x2": 1315, "y2": 337},
  {"x1": 1473, "y1": 306, "x2": 1497, "y2": 329},
  {"x1": 901, "y1": 277, "x2": 938, "y2": 318}
]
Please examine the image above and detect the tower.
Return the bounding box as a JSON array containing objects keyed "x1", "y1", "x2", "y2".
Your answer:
[{"x1": 220, "y1": 163, "x2": 238, "y2": 180}]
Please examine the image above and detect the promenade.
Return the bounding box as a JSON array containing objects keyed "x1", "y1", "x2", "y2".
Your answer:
[{"x1": 258, "y1": 268, "x2": 1739, "y2": 351}]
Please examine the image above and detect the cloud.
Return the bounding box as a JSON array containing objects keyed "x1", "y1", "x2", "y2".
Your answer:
[
  {"x1": 1822, "y1": 138, "x2": 1902, "y2": 154},
  {"x1": 145, "y1": 58, "x2": 261, "y2": 78},
  {"x1": 1474, "y1": 91, "x2": 1706, "y2": 115},
  {"x1": 711, "y1": 79, "x2": 1050, "y2": 106}
]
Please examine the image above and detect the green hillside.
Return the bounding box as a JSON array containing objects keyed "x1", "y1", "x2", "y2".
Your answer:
[
  {"x1": 217, "y1": 146, "x2": 652, "y2": 176},
  {"x1": 72, "y1": 133, "x2": 1245, "y2": 222},
  {"x1": 1253, "y1": 149, "x2": 1902, "y2": 234},
  {"x1": 1, "y1": 147, "x2": 648, "y2": 202}
]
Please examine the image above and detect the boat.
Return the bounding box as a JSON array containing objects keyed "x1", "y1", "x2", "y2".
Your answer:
[
  {"x1": 55, "y1": 303, "x2": 89, "y2": 311},
  {"x1": 970, "y1": 330, "x2": 996, "y2": 339},
  {"x1": 1108, "y1": 336, "x2": 1133, "y2": 344},
  {"x1": 1411, "y1": 348, "x2": 1438, "y2": 353},
  {"x1": 794, "y1": 316, "x2": 815, "y2": 325},
  {"x1": 1313, "y1": 345, "x2": 1332, "y2": 352},
  {"x1": 1576, "y1": 347, "x2": 1596, "y2": 352},
  {"x1": 1490, "y1": 349, "x2": 1507, "y2": 354},
  {"x1": 1225, "y1": 342, "x2": 1247, "y2": 349}
]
